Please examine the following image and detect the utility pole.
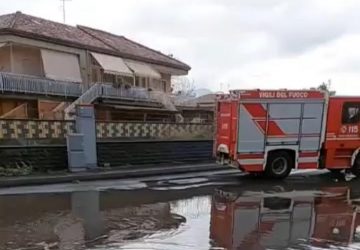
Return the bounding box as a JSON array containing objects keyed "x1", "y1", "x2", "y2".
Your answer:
[{"x1": 60, "y1": 0, "x2": 72, "y2": 23}]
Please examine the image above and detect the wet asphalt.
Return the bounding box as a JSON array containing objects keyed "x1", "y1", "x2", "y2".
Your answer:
[{"x1": 1, "y1": 168, "x2": 360, "y2": 250}]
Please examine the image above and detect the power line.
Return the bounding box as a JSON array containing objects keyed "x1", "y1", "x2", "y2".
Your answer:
[{"x1": 59, "y1": 0, "x2": 72, "y2": 23}]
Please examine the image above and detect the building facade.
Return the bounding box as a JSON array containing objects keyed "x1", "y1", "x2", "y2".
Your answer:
[{"x1": 0, "y1": 12, "x2": 190, "y2": 121}]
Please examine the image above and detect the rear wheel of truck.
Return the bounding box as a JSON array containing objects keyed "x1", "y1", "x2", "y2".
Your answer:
[
  {"x1": 351, "y1": 154, "x2": 360, "y2": 177},
  {"x1": 265, "y1": 151, "x2": 293, "y2": 179}
]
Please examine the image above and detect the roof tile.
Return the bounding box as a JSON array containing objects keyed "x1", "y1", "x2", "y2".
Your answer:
[
  {"x1": 78, "y1": 26, "x2": 190, "y2": 70},
  {"x1": 12, "y1": 12, "x2": 113, "y2": 50},
  {"x1": 0, "y1": 13, "x2": 16, "y2": 29},
  {"x1": 0, "y1": 12, "x2": 190, "y2": 71}
]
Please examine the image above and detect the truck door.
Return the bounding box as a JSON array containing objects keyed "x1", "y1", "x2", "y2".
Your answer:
[
  {"x1": 300, "y1": 102, "x2": 325, "y2": 151},
  {"x1": 237, "y1": 102, "x2": 303, "y2": 152},
  {"x1": 267, "y1": 102, "x2": 324, "y2": 169},
  {"x1": 267, "y1": 103, "x2": 302, "y2": 146},
  {"x1": 237, "y1": 103, "x2": 266, "y2": 153},
  {"x1": 266, "y1": 102, "x2": 325, "y2": 151},
  {"x1": 325, "y1": 99, "x2": 360, "y2": 169},
  {"x1": 340, "y1": 101, "x2": 360, "y2": 135}
]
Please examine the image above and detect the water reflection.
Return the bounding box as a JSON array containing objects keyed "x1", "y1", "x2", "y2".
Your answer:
[
  {"x1": 2, "y1": 181, "x2": 360, "y2": 249},
  {"x1": 210, "y1": 185, "x2": 360, "y2": 249},
  {"x1": 0, "y1": 190, "x2": 187, "y2": 250}
]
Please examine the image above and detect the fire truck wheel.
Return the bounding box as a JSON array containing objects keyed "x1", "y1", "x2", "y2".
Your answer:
[
  {"x1": 265, "y1": 151, "x2": 293, "y2": 179},
  {"x1": 351, "y1": 155, "x2": 360, "y2": 177}
]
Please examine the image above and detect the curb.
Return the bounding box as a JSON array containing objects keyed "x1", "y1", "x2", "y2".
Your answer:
[{"x1": 0, "y1": 163, "x2": 231, "y2": 188}]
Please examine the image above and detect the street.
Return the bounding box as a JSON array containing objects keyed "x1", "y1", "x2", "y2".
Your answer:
[{"x1": 2, "y1": 167, "x2": 358, "y2": 250}]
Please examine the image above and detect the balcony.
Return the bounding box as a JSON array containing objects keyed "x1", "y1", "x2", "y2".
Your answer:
[
  {"x1": 0, "y1": 72, "x2": 83, "y2": 97},
  {"x1": 0, "y1": 72, "x2": 157, "y2": 102},
  {"x1": 0, "y1": 72, "x2": 179, "y2": 120}
]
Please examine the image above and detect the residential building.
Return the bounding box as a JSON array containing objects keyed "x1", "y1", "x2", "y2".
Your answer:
[
  {"x1": 0, "y1": 12, "x2": 190, "y2": 121},
  {"x1": 175, "y1": 93, "x2": 216, "y2": 123}
]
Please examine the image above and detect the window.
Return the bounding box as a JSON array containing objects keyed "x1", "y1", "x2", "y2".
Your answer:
[
  {"x1": 41, "y1": 49, "x2": 82, "y2": 82},
  {"x1": 92, "y1": 68, "x2": 101, "y2": 82},
  {"x1": 121, "y1": 76, "x2": 134, "y2": 86},
  {"x1": 135, "y1": 76, "x2": 140, "y2": 87},
  {"x1": 135, "y1": 76, "x2": 148, "y2": 88},
  {"x1": 91, "y1": 57, "x2": 102, "y2": 83},
  {"x1": 149, "y1": 79, "x2": 159, "y2": 90},
  {"x1": 161, "y1": 80, "x2": 167, "y2": 92},
  {"x1": 141, "y1": 77, "x2": 147, "y2": 88},
  {"x1": 103, "y1": 73, "x2": 116, "y2": 84},
  {"x1": 342, "y1": 102, "x2": 360, "y2": 124},
  {"x1": 148, "y1": 79, "x2": 167, "y2": 91}
]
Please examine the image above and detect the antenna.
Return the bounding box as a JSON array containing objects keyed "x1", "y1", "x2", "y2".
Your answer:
[{"x1": 59, "y1": 0, "x2": 72, "y2": 23}]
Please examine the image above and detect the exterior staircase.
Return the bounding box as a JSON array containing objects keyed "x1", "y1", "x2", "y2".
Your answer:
[
  {"x1": 64, "y1": 83, "x2": 101, "y2": 119},
  {"x1": 65, "y1": 84, "x2": 183, "y2": 120},
  {"x1": 150, "y1": 91, "x2": 184, "y2": 122},
  {"x1": 51, "y1": 102, "x2": 69, "y2": 119},
  {"x1": 150, "y1": 90, "x2": 177, "y2": 111},
  {"x1": 52, "y1": 101, "x2": 68, "y2": 113}
]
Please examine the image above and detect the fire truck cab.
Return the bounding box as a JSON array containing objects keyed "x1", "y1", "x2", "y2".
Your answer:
[{"x1": 215, "y1": 89, "x2": 360, "y2": 178}]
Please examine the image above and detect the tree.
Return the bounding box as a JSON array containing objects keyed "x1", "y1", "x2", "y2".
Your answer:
[
  {"x1": 317, "y1": 79, "x2": 336, "y2": 96},
  {"x1": 171, "y1": 76, "x2": 196, "y2": 97}
]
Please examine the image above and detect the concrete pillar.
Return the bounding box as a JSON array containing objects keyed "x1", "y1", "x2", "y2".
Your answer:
[{"x1": 75, "y1": 105, "x2": 97, "y2": 169}]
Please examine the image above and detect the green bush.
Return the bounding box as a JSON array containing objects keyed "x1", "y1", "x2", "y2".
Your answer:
[{"x1": 0, "y1": 161, "x2": 33, "y2": 177}]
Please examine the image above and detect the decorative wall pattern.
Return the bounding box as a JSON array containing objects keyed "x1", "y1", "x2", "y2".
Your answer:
[
  {"x1": 96, "y1": 122, "x2": 213, "y2": 139},
  {"x1": 0, "y1": 120, "x2": 75, "y2": 139},
  {"x1": 0, "y1": 120, "x2": 213, "y2": 140}
]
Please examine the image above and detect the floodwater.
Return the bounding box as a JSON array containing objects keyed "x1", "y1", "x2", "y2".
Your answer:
[{"x1": 2, "y1": 175, "x2": 360, "y2": 249}]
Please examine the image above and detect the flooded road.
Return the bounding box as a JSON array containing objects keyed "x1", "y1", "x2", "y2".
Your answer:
[{"x1": 2, "y1": 174, "x2": 360, "y2": 249}]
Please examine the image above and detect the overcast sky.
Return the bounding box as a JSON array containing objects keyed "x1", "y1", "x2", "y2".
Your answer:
[{"x1": 1, "y1": 0, "x2": 360, "y2": 94}]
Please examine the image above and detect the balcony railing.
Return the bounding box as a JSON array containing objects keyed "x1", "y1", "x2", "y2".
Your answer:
[
  {"x1": 101, "y1": 83, "x2": 152, "y2": 101},
  {"x1": 0, "y1": 72, "x2": 178, "y2": 119},
  {"x1": 0, "y1": 72, "x2": 83, "y2": 97},
  {"x1": 0, "y1": 72, "x2": 156, "y2": 102},
  {"x1": 64, "y1": 83, "x2": 160, "y2": 118}
]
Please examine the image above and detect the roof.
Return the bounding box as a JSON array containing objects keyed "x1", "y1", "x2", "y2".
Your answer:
[
  {"x1": 175, "y1": 93, "x2": 216, "y2": 107},
  {"x1": 78, "y1": 26, "x2": 190, "y2": 71},
  {"x1": 0, "y1": 12, "x2": 190, "y2": 71},
  {"x1": 0, "y1": 13, "x2": 15, "y2": 29}
]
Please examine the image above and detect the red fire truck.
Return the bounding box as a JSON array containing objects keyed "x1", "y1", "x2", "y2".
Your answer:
[{"x1": 215, "y1": 89, "x2": 360, "y2": 178}]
